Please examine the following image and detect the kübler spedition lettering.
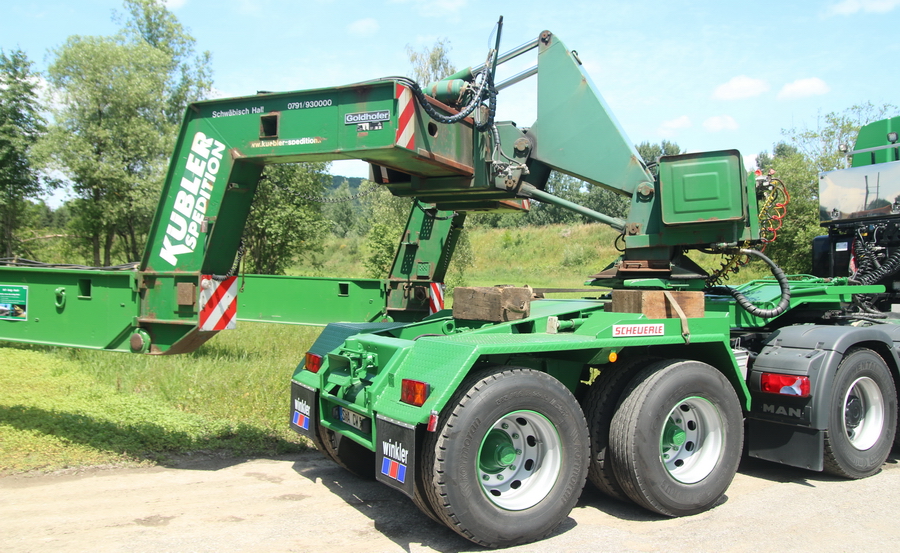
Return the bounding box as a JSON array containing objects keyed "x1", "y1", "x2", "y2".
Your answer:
[{"x1": 158, "y1": 131, "x2": 225, "y2": 266}]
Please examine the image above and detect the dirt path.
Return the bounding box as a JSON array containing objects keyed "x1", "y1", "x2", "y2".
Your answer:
[{"x1": 2, "y1": 449, "x2": 899, "y2": 552}]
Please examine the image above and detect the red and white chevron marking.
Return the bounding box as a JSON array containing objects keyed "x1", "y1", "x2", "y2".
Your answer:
[
  {"x1": 199, "y1": 276, "x2": 238, "y2": 331},
  {"x1": 395, "y1": 84, "x2": 415, "y2": 150},
  {"x1": 428, "y1": 282, "x2": 444, "y2": 315}
]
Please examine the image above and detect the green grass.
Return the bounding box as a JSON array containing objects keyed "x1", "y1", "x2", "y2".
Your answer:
[
  {"x1": 292, "y1": 223, "x2": 772, "y2": 289},
  {"x1": 0, "y1": 324, "x2": 321, "y2": 474},
  {"x1": 0, "y1": 222, "x2": 775, "y2": 474}
]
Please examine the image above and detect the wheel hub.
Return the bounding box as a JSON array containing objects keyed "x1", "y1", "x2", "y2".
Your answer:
[
  {"x1": 662, "y1": 420, "x2": 687, "y2": 449},
  {"x1": 477, "y1": 410, "x2": 562, "y2": 511},
  {"x1": 480, "y1": 429, "x2": 518, "y2": 473},
  {"x1": 842, "y1": 376, "x2": 886, "y2": 450},
  {"x1": 844, "y1": 395, "x2": 862, "y2": 429},
  {"x1": 659, "y1": 397, "x2": 724, "y2": 484}
]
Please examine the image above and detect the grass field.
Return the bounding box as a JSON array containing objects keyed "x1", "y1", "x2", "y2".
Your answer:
[
  {"x1": 0, "y1": 223, "x2": 771, "y2": 473},
  {"x1": 0, "y1": 324, "x2": 320, "y2": 474}
]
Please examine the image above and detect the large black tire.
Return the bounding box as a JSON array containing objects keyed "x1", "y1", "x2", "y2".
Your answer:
[
  {"x1": 610, "y1": 359, "x2": 743, "y2": 516},
  {"x1": 421, "y1": 366, "x2": 589, "y2": 548},
  {"x1": 583, "y1": 356, "x2": 659, "y2": 501},
  {"x1": 315, "y1": 424, "x2": 375, "y2": 479},
  {"x1": 823, "y1": 348, "x2": 897, "y2": 479},
  {"x1": 411, "y1": 469, "x2": 445, "y2": 525}
]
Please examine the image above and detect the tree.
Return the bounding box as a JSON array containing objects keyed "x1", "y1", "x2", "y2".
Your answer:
[
  {"x1": 635, "y1": 140, "x2": 683, "y2": 173},
  {"x1": 115, "y1": 0, "x2": 212, "y2": 124},
  {"x1": 38, "y1": 36, "x2": 172, "y2": 265},
  {"x1": 37, "y1": 0, "x2": 211, "y2": 265},
  {"x1": 0, "y1": 49, "x2": 48, "y2": 257},
  {"x1": 758, "y1": 149, "x2": 819, "y2": 274},
  {"x1": 581, "y1": 184, "x2": 630, "y2": 221},
  {"x1": 406, "y1": 38, "x2": 455, "y2": 84},
  {"x1": 324, "y1": 180, "x2": 357, "y2": 238},
  {"x1": 243, "y1": 163, "x2": 329, "y2": 274},
  {"x1": 760, "y1": 103, "x2": 899, "y2": 274},
  {"x1": 782, "y1": 102, "x2": 896, "y2": 173},
  {"x1": 526, "y1": 172, "x2": 586, "y2": 226},
  {"x1": 363, "y1": 187, "x2": 412, "y2": 277}
]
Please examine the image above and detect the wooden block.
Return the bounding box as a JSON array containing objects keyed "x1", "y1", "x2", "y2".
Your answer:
[
  {"x1": 452, "y1": 286, "x2": 532, "y2": 322},
  {"x1": 609, "y1": 289, "x2": 704, "y2": 319}
]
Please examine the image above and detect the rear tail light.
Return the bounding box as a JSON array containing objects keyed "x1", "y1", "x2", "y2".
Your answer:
[
  {"x1": 401, "y1": 379, "x2": 430, "y2": 406},
  {"x1": 761, "y1": 373, "x2": 810, "y2": 397},
  {"x1": 305, "y1": 352, "x2": 323, "y2": 373}
]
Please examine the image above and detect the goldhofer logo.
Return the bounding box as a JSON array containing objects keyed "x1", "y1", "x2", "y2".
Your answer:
[
  {"x1": 158, "y1": 131, "x2": 224, "y2": 266},
  {"x1": 344, "y1": 111, "x2": 390, "y2": 125}
]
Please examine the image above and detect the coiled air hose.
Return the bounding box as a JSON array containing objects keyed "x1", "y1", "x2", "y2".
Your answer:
[
  {"x1": 709, "y1": 248, "x2": 791, "y2": 318},
  {"x1": 855, "y1": 246, "x2": 900, "y2": 285},
  {"x1": 393, "y1": 58, "x2": 496, "y2": 130}
]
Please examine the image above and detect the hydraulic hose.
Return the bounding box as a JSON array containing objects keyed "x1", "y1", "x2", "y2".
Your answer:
[
  {"x1": 856, "y1": 246, "x2": 900, "y2": 285},
  {"x1": 710, "y1": 248, "x2": 791, "y2": 319},
  {"x1": 392, "y1": 59, "x2": 495, "y2": 129}
]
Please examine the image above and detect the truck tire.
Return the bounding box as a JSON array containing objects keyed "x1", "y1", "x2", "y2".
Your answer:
[
  {"x1": 610, "y1": 359, "x2": 743, "y2": 516},
  {"x1": 411, "y1": 464, "x2": 444, "y2": 525},
  {"x1": 823, "y1": 348, "x2": 897, "y2": 479},
  {"x1": 421, "y1": 366, "x2": 588, "y2": 548},
  {"x1": 316, "y1": 424, "x2": 375, "y2": 479},
  {"x1": 583, "y1": 356, "x2": 659, "y2": 502}
]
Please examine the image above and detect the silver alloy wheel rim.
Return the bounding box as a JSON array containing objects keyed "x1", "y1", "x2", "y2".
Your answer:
[
  {"x1": 842, "y1": 376, "x2": 885, "y2": 450},
  {"x1": 478, "y1": 410, "x2": 562, "y2": 510},
  {"x1": 660, "y1": 396, "x2": 724, "y2": 484}
]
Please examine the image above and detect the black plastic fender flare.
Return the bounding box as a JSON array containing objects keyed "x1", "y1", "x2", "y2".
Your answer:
[{"x1": 752, "y1": 324, "x2": 900, "y2": 430}]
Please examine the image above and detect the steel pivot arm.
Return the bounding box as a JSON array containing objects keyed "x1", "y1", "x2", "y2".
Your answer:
[{"x1": 442, "y1": 30, "x2": 756, "y2": 286}]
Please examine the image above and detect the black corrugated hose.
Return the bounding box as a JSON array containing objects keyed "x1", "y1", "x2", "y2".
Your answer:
[
  {"x1": 855, "y1": 246, "x2": 900, "y2": 285},
  {"x1": 709, "y1": 248, "x2": 791, "y2": 318}
]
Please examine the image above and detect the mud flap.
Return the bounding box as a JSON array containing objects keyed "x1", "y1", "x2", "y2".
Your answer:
[
  {"x1": 290, "y1": 380, "x2": 318, "y2": 439},
  {"x1": 375, "y1": 415, "x2": 416, "y2": 499}
]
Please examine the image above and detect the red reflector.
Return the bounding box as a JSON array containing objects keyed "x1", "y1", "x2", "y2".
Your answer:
[
  {"x1": 761, "y1": 373, "x2": 810, "y2": 397},
  {"x1": 401, "y1": 379, "x2": 430, "y2": 407},
  {"x1": 305, "y1": 352, "x2": 323, "y2": 373},
  {"x1": 427, "y1": 410, "x2": 439, "y2": 432}
]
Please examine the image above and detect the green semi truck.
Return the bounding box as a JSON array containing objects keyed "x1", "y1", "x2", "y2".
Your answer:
[{"x1": 1, "y1": 26, "x2": 898, "y2": 548}]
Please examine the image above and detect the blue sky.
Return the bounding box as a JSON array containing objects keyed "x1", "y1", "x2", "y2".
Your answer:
[{"x1": 3, "y1": 0, "x2": 899, "y2": 199}]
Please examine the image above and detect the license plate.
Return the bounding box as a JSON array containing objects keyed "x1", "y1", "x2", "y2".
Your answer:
[{"x1": 337, "y1": 407, "x2": 370, "y2": 433}]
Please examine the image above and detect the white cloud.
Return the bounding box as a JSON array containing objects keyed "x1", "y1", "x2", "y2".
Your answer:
[
  {"x1": 164, "y1": 0, "x2": 187, "y2": 9},
  {"x1": 712, "y1": 76, "x2": 770, "y2": 100},
  {"x1": 658, "y1": 115, "x2": 691, "y2": 137},
  {"x1": 703, "y1": 115, "x2": 739, "y2": 132},
  {"x1": 825, "y1": 0, "x2": 900, "y2": 16},
  {"x1": 347, "y1": 18, "x2": 379, "y2": 37},
  {"x1": 744, "y1": 154, "x2": 759, "y2": 171},
  {"x1": 777, "y1": 78, "x2": 830, "y2": 99}
]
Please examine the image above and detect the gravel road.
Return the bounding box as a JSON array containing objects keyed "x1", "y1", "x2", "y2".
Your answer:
[{"x1": 2, "y1": 448, "x2": 898, "y2": 552}]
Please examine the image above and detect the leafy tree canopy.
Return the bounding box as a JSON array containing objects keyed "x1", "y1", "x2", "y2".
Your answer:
[
  {"x1": 759, "y1": 103, "x2": 899, "y2": 274},
  {"x1": 244, "y1": 163, "x2": 329, "y2": 275},
  {"x1": 406, "y1": 38, "x2": 455, "y2": 84},
  {"x1": 0, "y1": 49, "x2": 48, "y2": 256}
]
